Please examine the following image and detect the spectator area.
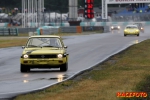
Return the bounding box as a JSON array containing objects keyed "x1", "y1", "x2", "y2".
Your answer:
[{"x1": 116, "y1": 3, "x2": 150, "y2": 16}]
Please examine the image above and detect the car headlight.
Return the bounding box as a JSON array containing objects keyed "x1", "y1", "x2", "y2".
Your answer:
[
  {"x1": 23, "y1": 54, "x2": 29, "y2": 58},
  {"x1": 111, "y1": 26, "x2": 113, "y2": 29},
  {"x1": 57, "y1": 54, "x2": 63, "y2": 58},
  {"x1": 141, "y1": 28, "x2": 143, "y2": 29},
  {"x1": 118, "y1": 26, "x2": 120, "y2": 28}
]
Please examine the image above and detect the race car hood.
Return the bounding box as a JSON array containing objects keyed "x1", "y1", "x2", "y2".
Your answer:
[
  {"x1": 124, "y1": 29, "x2": 139, "y2": 31},
  {"x1": 22, "y1": 48, "x2": 65, "y2": 55}
]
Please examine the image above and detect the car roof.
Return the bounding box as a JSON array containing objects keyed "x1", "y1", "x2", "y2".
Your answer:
[{"x1": 29, "y1": 35, "x2": 61, "y2": 38}]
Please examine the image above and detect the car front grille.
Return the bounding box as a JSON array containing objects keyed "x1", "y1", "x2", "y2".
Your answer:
[
  {"x1": 29, "y1": 54, "x2": 57, "y2": 58},
  {"x1": 112, "y1": 28, "x2": 118, "y2": 29}
]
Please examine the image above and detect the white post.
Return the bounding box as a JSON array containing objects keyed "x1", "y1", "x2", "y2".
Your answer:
[
  {"x1": 22, "y1": 0, "x2": 44, "y2": 28},
  {"x1": 27, "y1": 0, "x2": 30, "y2": 27},
  {"x1": 31, "y1": 0, "x2": 34, "y2": 23},
  {"x1": 69, "y1": 0, "x2": 78, "y2": 21},
  {"x1": 22, "y1": 0, "x2": 24, "y2": 28},
  {"x1": 102, "y1": 0, "x2": 108, "y2": 19}
]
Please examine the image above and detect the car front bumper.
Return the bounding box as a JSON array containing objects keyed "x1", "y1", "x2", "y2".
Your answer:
[
  {"x1": 20, "y1": 57, "x2": 68, "y2": 66},
  {"x1": 124, "y1": 31, "x2": 139, "y2": 35}
]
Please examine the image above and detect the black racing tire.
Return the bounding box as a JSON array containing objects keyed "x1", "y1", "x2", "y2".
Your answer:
[
  {"x1": 20, "y1": 64, "x2": 30, "y2": 72},
  {"x1": 60, "y1": 63, "x2": 68, "y2": 72},
  {"x1": 124, "y1": 34, "x2": 126, "y2": 36},
  {"x1": 137, "y1": 34, "x2": 139, "y2": 36}
]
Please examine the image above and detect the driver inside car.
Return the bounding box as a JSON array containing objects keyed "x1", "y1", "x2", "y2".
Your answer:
[{"x1": 50, "y1": 38, "x2": 59, "y2": 47}]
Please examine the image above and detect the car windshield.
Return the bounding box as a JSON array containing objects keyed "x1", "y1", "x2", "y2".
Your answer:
[
  {"x1": 126, "y1": 26, "x2": 137, "y2": 29},
  {"x1": 26, "y1": 37, "x2": 62, "y2": 48},
  {"x1": 112, "y1": 24, "x2": 118, "y2": 26}
]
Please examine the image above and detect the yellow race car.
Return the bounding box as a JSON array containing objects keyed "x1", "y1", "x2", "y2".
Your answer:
[
  {"x1": 124, "y1": 25, "x2": 140, "y2": 36},
  {"x1": 20, "y1": 35, "x2": 69, "y2": 72}
]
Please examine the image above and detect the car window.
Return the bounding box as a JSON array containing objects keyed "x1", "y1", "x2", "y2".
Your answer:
[
  {"x1": 26, "y1": 37, "x2": 62, "y2": 48},
  {"x1": 126, "y1": 26, "x2": 138, "y2": 29}
]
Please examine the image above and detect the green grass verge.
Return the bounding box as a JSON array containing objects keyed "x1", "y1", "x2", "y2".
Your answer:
[
  {"x1": 14, "y1": 39, "x2": 150, "y2": 100},
  {"x1": 0, "y1": 32, "x2": 103, "y2": 48}
]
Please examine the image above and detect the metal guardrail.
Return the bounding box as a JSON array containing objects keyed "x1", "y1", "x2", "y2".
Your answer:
[
  {"x1": 60, "y1": 26, "x2": 77, "y2": 33},
  {"x1": 0, "y1": 28, "x2": 18, "y2": 36},
  {"x1": 42, "y1": 28, "x2": 59, "y2": 34}
]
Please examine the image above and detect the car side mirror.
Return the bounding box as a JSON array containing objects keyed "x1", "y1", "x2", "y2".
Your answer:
[
  {"x1": 64, "y1": 46, "x2": 68, "y2": 49},
  {"x1": 22, "y1": 46, "x2": 25, "y2": 49}
]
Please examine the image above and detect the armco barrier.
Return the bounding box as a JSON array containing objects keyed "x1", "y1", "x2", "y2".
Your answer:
[
  {"x1": 18, "y1": 28, "x2": 37, "y2": 33},
  {"x1": 60, "y1": 26, "x2": 82, "y2": 33},
  {"x1": 103, "y1": 26, "x2": 110, "y2": 33},
  {"x1": 80, "y1": 21, "x2": 150, "y2": 26},
  {"x1": 0, "y1": 28, "x2": 18, "y2": 36},
  {"x1": 82, "y1": 26, "x2": 104, "y2": 32},
  {"x1": 80, "y1": 21, "x2": 150, "y2": 33}
]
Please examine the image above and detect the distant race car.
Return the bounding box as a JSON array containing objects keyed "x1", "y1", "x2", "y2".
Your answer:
[
  {"x1": 20, "y1": 35, "x2": 69, "y2": 72},
  {"x1": 111, "y1": 24, "x2": 120, "y2": 30},
  {"x1": 124, "y1": 25, "x2": 140, "y2": 36},
  {"x1": 133, "y1": 23, "x2": 144, "y2": 33}
]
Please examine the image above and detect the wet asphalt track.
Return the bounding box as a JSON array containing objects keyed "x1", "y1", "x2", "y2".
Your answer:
[{"x1": 0, "y1": 26, "x2": 150, "y2": 99}]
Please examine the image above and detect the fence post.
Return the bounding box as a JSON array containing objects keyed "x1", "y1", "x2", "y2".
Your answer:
[
  {"x1": 3, "y1": 28, "x2": 4, "y2": 36},
  {"x1": 8, "y1": 28, "x2": 10, "y2": 35},
  {"x1": 16, "y1": 28, "x2": 18, "y2": 36}
]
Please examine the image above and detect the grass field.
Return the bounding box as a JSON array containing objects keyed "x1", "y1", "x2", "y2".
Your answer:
[
  {"x1": 13, "y1": 39, "x2": 150, "y2": 100},
  {"x1": 0, "y1": 38, "x2": 28, "y2": 48},
  {"x1": 0, "y1": 32, "x2": 103, "y2": 48}
]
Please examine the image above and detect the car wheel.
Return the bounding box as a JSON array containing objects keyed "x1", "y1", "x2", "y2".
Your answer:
[
  {"x1": 20, "y1": 64, "x2": 30, "y2": 72},
  {"x1": 124, "y1": 34, "x2": 126, "y2": 36},
  {"x1": 60, "y1": 63, "x2": 68, "y2": 72},
  {"x1": 137, "y1": 34, "x2": 139, "y2": 36}
]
